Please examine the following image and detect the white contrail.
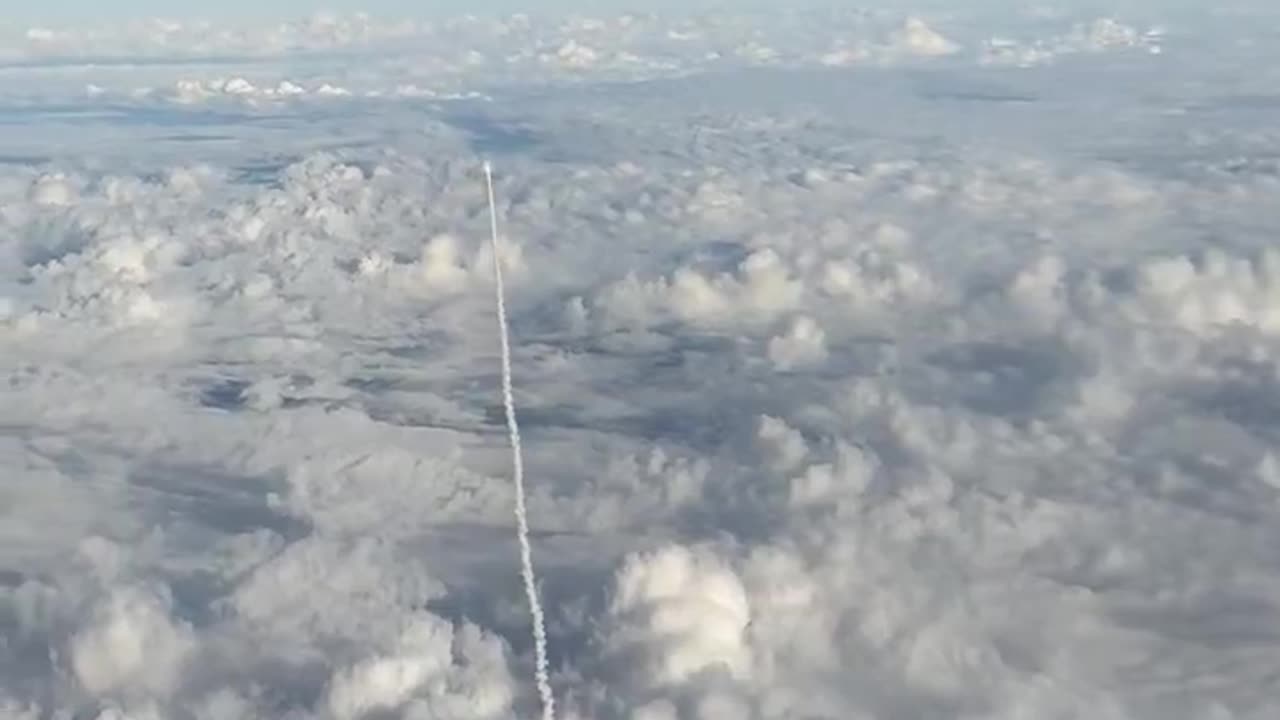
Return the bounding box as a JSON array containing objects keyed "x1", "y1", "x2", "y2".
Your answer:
[{"x1": 484, "y1": 160, "x2": 556, "y2": 720}]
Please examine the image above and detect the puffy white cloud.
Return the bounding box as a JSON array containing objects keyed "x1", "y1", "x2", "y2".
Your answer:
[
  {"x1": 755, "y1": 415, "x2": 809, "y2": 473},
  {"x1": 327, "y1": 616, "x2": 514, "y2": 720},
  {"x1": 887, "y1": 17, "x2": 960, "y2": 58},
  {"x1": 980, "y1": 16, "x2": 1164, "y2": 66},
  {"x1": 69, "y1": 585, "x2": 196, "y2": 699},
  {"x1": 29, "y1": 174, "x2": 79, "y2": 207},
  {"x1": 767, "y1": 315, "x2": 827, "y2": 370},
  {"x1": 587, "y1": 247, "x2": 802, "y2": 331},
  {"x1": 598, "y1": 545, "x2": 752, "y2": 691},
  {"x1": 1126, "y1": 249, "x2": 1280, "y2": 336}
]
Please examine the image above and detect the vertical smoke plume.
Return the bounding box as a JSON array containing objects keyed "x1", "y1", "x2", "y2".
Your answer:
[{"x1": 484, "y1": 161, "x2": 557, "y2": 720}]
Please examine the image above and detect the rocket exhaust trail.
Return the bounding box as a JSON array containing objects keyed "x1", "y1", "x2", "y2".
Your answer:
[{"x1": 484, "y1": 161, "x2": 556, "y2": 720}]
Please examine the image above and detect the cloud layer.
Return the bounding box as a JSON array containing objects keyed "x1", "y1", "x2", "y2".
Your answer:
[{"x1": 3, "y1": 5, "x2": 1280, "y2": 720}]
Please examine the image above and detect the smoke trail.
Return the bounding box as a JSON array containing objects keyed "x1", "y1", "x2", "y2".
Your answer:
[{"x1": 484, "y1": 161, "x2": 557, "y2": 720}]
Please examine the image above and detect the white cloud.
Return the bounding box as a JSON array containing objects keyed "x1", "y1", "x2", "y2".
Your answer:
[
  {"x1": 980, "y1": 17, "x2": 1164, "y2": 67},
  {"x1": 69, "y1": 585, "x2": 196, "y2": 699},
  {"x1": 588, "y1": 249, "x2": 804, "y2": 331},
  {"x1": 887, "y1": 17, "x2": 960, "y2": 58},
  {"x1": 1126, "y1": 249, "x2": 1280, "y2": 336},
  {"x1": 755, "y1": 415, "x2": 809, "y2": 474},
  {"x1": 327, "y1": 616, "x2": 514, "y2": 720},
  {"x1": 597, "y1": 544, "x2": 752, "y2": 692}
]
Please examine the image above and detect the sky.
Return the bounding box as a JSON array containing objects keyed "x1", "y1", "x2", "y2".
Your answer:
[
  {"x1": 11, "y1": 0, "x2": 762, "y2": 23},
  {"x1": 5, "y1": 0, "x2": 1239, "y2": 27},
  {"x1": 15, "y1": 1, "x2": 416, "y2": 22},
  {"x1": 3, "y1": 4, "x2": 1280, "y2": 720}
]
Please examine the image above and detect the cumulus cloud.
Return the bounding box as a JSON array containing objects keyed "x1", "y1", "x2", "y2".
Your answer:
[
  {"x1": 767, "y1": 315, "x2": 827, "y2": 370},
  {"x1": 587, "y1": 247, "x2": 802, "y2": 331},
  {"x1": 1126, "y1": 249, "x2": 1280, "y2": 336},
  {"x1": 594, "y1": 544, "x2": 753, "y2": 713},
  {"x1": 886, "y1": 17, "x2": 960, "y2": 58},
  {"x1": 581, "y1": 223, "x2": 934, "y2": 338},
  {"x1": 0, "y1": 9, "x2": 1181, "y2": 109},
  {"x1": 28, "y1": 174, "x2": 79, "y2": 207},
  {"x1": 755, "y1": 415, "x2": 810, "y2": 474},
  {"x1": 69, "y1": 585, "x2": 196, "y2": 700},
  {"x1": 351, "y1": 231, "x2": 525, "y2": 299},
  {"x1": 326, "y1": 617, "x2": 514, "y2": 720},
  {"x1": 981, "y1": 17, "x2": 1164, "y2": 67}
]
